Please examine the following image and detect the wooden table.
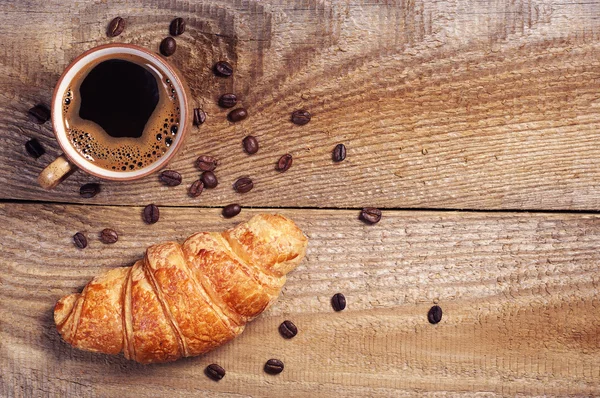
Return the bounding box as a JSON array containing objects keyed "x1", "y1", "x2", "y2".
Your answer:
[{"x1": 2, "y1": 1, "x2": 599, "y2": 396}]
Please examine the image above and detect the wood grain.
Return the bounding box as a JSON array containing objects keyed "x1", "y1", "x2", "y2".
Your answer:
[
  {"x1": 1, "y1": 0, "x2": 600, "y2": 209},
  {"x1": 2, "y1": 203, "x2": 599, "y2": 397}
]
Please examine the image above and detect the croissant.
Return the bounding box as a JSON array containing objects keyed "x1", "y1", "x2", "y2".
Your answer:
[{"x1": 54, "y1": 214, "x2": 308, "y2": 364}]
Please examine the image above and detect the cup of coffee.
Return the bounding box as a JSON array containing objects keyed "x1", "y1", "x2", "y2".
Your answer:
[{"x1": 38, "y1": 43, "x2": 191, "y2": 189}]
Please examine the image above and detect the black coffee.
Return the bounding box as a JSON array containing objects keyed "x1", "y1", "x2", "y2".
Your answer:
[{"x1": 62, "y1": 54, "x2": 180, "y2": 172}]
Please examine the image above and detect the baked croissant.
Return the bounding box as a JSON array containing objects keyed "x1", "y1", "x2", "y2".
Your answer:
[{"x1": 54, "y1": 214, "x2": 308, "y2": 364}]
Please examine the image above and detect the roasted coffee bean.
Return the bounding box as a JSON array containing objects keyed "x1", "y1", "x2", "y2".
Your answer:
[
  {"x1": 159, "y1": 170, "x2": 182, "y2": 186},
  {"x1": 79, "y1": 183, "x2": 101, "y2": 198},
  {"x1": 25, "y1": 138, "x2": 45, "y2": 158},
  {"x1": 193, "y1": 108, "x2": 206, "y2": 126},
  {"x1": 264, "y1": 359, "x2": 284, "y2": 375},
  {"x1": 73, "y1": 232, "x2": 87, "y2": 249},
  {"x1": 107, "y1": 17, "x2": 125, "y2": 37},
  {"x1": 213, "y1": 61, "x2": 233, "y2": 77},
  {"x1": 332, "y1": 143, "x2": 346, "y2": 162},
  {"x1": 189, "y1": 179, "x2": 204, "y2": 197},
  {"x1": 276, "y1": 154, "x2": 293, "y2": 172},
  {"x1": 233, "y1": 177, "x2": 253, "y2": 193},
  {"x1": 218, "y1": 93, "x2": 237, "y2": 108},
  {"x1": 360, "y1": 207, "x2": 382, "y2": 224},
  {"x1": 278, "y1": 320, "x2": 298, "y2": 339},
  {"x1": 228, "y1": 108, "x2": 248, "y2": 123},
  {"x1": 195, "y1": 155, "x2": 218, "y2": 171},
  {"x1": 27, "y1": 104, "x2": 51, "y2": 124},
  {"x1": 100, "y1": 228, "x2": 118, "y2": 244},
  {"x1": 242, "y1": 135, "x2": 259, "y2": 155},
  {"x1": 169, "y1": 17, "x2": 186, "y2": 36},
  {"x1": 160, "y1": 37, "x2": 176, "y2": 56},
  {"x1": 428, "y1": 305, "x2": 443, "y2": 324},
  {"x1": 291, "y1": 109, "x2": 311, "y2": 125},
  {"x1": 331, "y1": 293, "x2": 346, "y2": 312},
  {"x1": 143, "y1": 204, "x2": 160, "y2": 224},
  {"x1": 222, "y1": 204, "x2": 241, "y2": 218},
  {"x1": 204, "y1": 364, "x2": 226, "y2": 381},
  {"x1": 201, "y1": 171, "x2": 218, "y2": 188}
]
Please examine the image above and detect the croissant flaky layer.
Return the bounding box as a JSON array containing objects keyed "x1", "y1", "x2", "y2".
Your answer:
[{"x1": 54, "y1": 214, "x2": 308, "y2": 364}]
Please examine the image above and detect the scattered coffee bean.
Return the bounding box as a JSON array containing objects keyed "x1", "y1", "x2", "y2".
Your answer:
[
  {"x1": 159, "y1": 170, "x2": 182, "y2": 186},
  {"x1": 291, "y1": 109, "x2": 311, "y2": 125},
  {"x1": 331, "y1": 293, "x2": 346, "y2": 312},
  {"x1": 360, "y1": 207, "x2": 382, "y2": 224},
  {"x1": 79, "y1": 183, "x2": 101, "y2": 198},
  {"x1": 233, "y1": 177, "x2": 253, "y2": 193},
  {"x1": 193, "y1": 108, "x2": 206, "y2": 126},
  {"x1": 228, "y1": 108, "x2": 248, "y2": 123},
  {"x1": 189, "y1": 179, "x2": 204, "y2": 197},
  {"x1": 204, "y1": 364, "x2": 226, "y2": 381},
  {"x1": 73, "y1": 232, "x2": 87, "y2": 249},
  {"x1": 160, "y1": 37, "x2": 176, "y2": 56},
  {"x1": 264, "y1": 359, "x2": 284, "y2": 375},
  {"x1": 143, "y1": 204, "x2": 160, "y2": 224},
  {"x1": 213, "y1": 61, "x2": 233, "y2": 77},
  {"x1": 201, "y1": 171, "x2": 218, "y2": 188},
  {"x1": 195, "y1": 155, "x2": 218, "y2": 171},
  {"x1": 332, "y1": 143, "x2": 346, "y2": 162},
  {"x1": 276, "y1": 154, "x2": 293, "y2": 172},
  {"x1": 107, "y1": 16, "x2": 125, "y2": 37},
  {"x1": 278, "y1": 320, "x2": 298, "y2": 339},
  {"x1": 169, "y1": 17, "x2": 186, "y2": 36},
  {"x1": 428, "y1": 305, "x2": 443, "y2": 324},
  {"x1": 242, "y1": 135, "x2": 259, "y2": 155},
  {"x1": 25, "y1": 138, "x2": 45, "y2": 158},
  {"x1": 27, "y1": 104, "x2": 51, "y2": 124},
  {"x1": 222, "y1": 204, "x2": 241, "y2": 218},
  {"x1": 100, "y1": 228, "x2": 118, "y2": 244},
  {"x1": 218, "y1": 93, "x2": 237, "y2": 108}
]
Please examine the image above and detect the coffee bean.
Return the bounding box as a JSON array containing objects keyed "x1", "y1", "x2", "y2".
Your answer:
[
  {"x1": 213, "y1": 61, "x2": 233, "y2": 77},
  {"x1": 276, "y1": 154, "x2": 293, "y2": 172},
  {"x1": 107, "y1": 17, "x2": 125, "y2": 37},
  {"x1": 228, "y1": 108, "x2": 248, "y2": 123},
  {"x1": 193, "y1": 108, "x2": 206, "y2": 126},
  {"x1": 428, "y1": 305, "x2": 443, "y2": 324},
  {"x1": 291, "y1": 109, "x2": 311, "y2": 125},
  {"x1": 331, "y1": 293, "x2": 346, "y2": 312},
  {"x1": 73, "y1": 232, "x2": 87, "y2": 249},
  {"x1": 264, "y1": 359, "x2": 284, "y2": 375},
  {"x1": 169, "y1": 17, "x2": 186, "y2": 36},
  {"x1": 189, "y1": 179, "x2": 204, "y2": 197},
  {"x1": 100, "y1": 228, "x2": 118, "y2": 244},
  {"x1": 27, "y1": 104, "x2": 51, "y2": 124},
  {"x1": 201, "y1": 171, "x2": 218, "y2": 188},
  {"x1": 160, "y1": 37, "x2": 176, "y2": 56},
  {"x1": 218, "y1": 93, "x2": 237, "y2": 108},
  {"x1": 143, "y1": 204, "x2": 160, "y2": 224},
  {"x1": 195, "y1": 155, "x2": 218, "y2": 171},
  {"x1": 278, "y1": 320, "x2": 298, "y2": 339},
  {"x1": 159, "y1": 170, "x2": 182, "y2": 186},
  {"x1": 233, "y1": 177, "x2": 253, "y2": 193},
  {"x1": 79, "y1": 183, "x2": 101, "y2": 198},
  {"x1": 332, "y1": 143, "x2": 346, "y2": 162},
  {"x1": 222, "y1": 204, "x2": 241, "y2": 218},
  {"x1": 25, "y1": 138, "x2": 45, "y2": 158},
  {"x1": 204, "y1": 364, "x2": 226, "y2": 381},
  {"x1": 242, "y1": 135, "x2": 259, "y2": 155},
  {"x1": 360, "y1": 207, "x2": 382, "y2": 224}
]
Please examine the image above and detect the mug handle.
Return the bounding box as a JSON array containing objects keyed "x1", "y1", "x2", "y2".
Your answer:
[{"x1": 38, "y1": 154, "x2": 77, "y2": 190}]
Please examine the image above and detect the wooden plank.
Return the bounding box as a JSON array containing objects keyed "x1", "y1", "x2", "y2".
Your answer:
[
  {"x1": 1, "y1": 1, "x2": 600, "y2": 209},
  {"x1": 1, "y1": 203, "x2": 599, "y2": 396}
]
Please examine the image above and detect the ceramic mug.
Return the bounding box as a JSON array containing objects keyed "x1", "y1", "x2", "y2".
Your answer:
[{"x1": 38, "y1": 43, "x2": 191, "y2": 190}]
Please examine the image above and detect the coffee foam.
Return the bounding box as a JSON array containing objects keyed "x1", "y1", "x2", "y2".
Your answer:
[{"x1": 62, "y1": 54, "x2": 180, "y2": 172}]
